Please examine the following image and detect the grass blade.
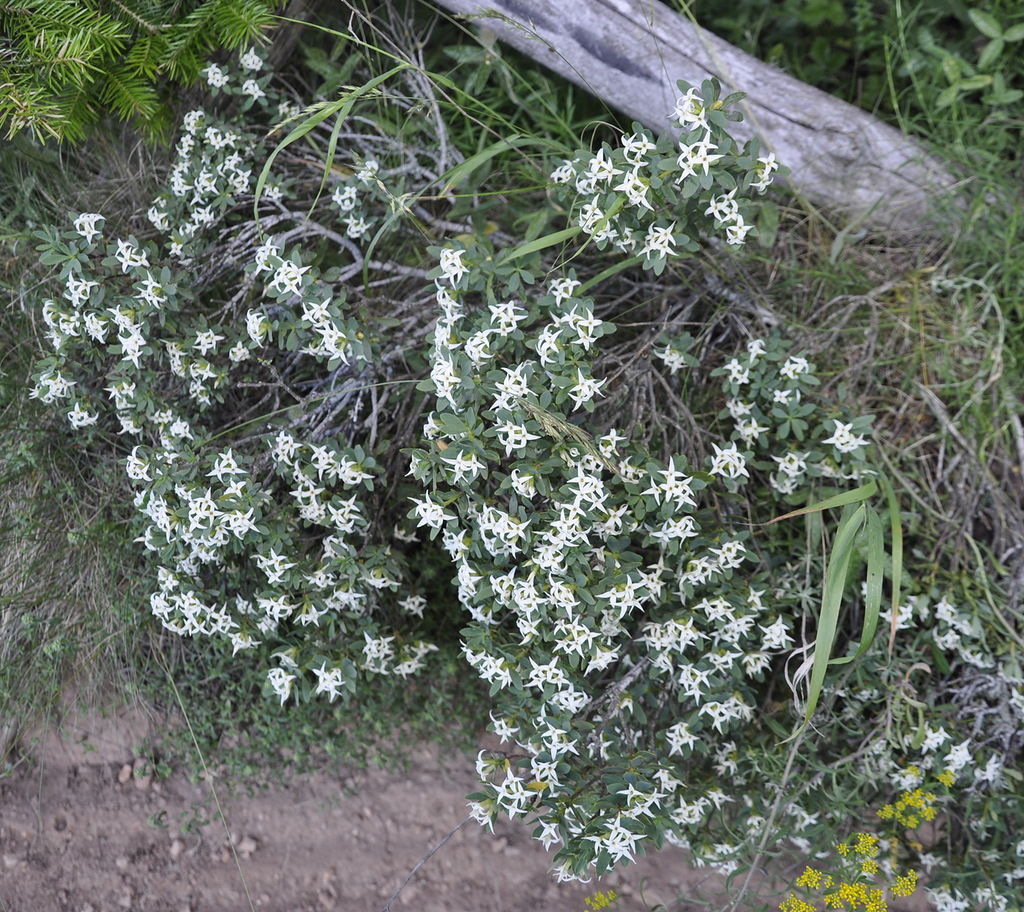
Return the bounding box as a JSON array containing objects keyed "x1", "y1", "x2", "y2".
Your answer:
[
  {"x1": 253, "y1": 64, "x2": 409, "y2": 225},
  {"x1": 765, "y1": 480, "x2": 877, "y2": 526},
  {"x1": 785, "y1": 502, "x2": 866, "y2": 740}
]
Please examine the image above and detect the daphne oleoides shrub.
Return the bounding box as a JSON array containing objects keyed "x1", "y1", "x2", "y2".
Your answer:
[{"x1": 26, "y1": 41, "x2": 1024, "y2": 909}]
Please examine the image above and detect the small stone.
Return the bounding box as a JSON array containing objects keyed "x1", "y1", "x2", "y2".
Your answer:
[
  {"x1": 169, "y1": 839, "x2": 184, "y2": 861},
  {"x1": 237, "y1": 836, "x2": 258, "y2": 857},
  {"x1": 115, "y1": 855, "x2": 129, "y2": 871},
  {"x1": 132, "y1": 758, "x2": 153, "y2": 791},
  {"x1": 3, "y1": 854, "x2": 21, "y2": 869},
  {"x1": 489, "y1": 836, "x2": 508, "y2": 853},
  {"x1": 118, "y1": 764, "x2": 133, "y2": 785}
]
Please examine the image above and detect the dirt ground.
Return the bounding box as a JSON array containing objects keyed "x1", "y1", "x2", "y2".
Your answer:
[{"x1": 1, "y1": 701, "x2": 736, "y2": 912}]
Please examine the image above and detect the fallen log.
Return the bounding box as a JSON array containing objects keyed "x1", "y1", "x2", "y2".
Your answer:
[{"x1": 430, "y1": 0, "x2": 961, "y2": 233}]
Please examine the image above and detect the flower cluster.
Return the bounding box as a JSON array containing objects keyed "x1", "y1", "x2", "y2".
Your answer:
[
  {"x1": 549, "y1": 79, "x2": 785, "y2": 274},
  {"x1": 780, "y1": 834, "x2": 918, "y2": 912},
  {"x1": 408, "y1": 119, "x2": 884, "y2": 876},
  {"x1": 30, "y1": 48, "x2": 437, "y2": 707},
  {"x1": 26, "y1": 44, "x2": 1024, "y2": 911}
]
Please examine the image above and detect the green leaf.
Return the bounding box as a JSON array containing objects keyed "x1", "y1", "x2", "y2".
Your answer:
[
  {"x1": 936, "y1": 84, "x2": 962, "y2": 109},
  {"x1": 784, "y1": 503, "x2": 866, "y2": 740},
  {"x1": 960, "y1": 74, "x2": 994, "y2": 91},
  {"x1": 968, "y1": 9, "x2": 1004, "y2": 39},
  {"x1": 765, "y1": 480, "x2": 877, "y2": 525},
  {"x1": 253, "y1": 64, "x2": 409, "y2": 225},
  {"x1": 1004, "y1": 23, "x2": 1024, "y2": 41},
  {"x1": 440, "y1": 135, "x2": 549, "y2": 195},
  {"x1": 502, "y1": 226, "x2": 580, "y2": 263},
  {"x1": 879, "y1": 476, "x2": 903, "y2": 655},
  {"x1": 831, "y1": 506, "x2": 883, "y2": 665},
  {"x1": 978, "y1": 38, "x2": 1005, "y2": 70}
]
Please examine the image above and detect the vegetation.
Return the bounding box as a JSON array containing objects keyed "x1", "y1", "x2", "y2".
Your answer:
[{"x1": 1, "y1": 1, "x2": 1022, "y2": 910}]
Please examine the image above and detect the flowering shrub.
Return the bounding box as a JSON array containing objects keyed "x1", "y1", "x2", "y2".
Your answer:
[
  {"x1": 27, "y1": 47, "x2": 1024, "y2": 910},
  {"x1": 31, "y1": 49, "x2": 440, "y2": 706}
]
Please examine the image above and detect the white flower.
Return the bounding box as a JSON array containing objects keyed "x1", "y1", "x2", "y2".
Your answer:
[
  {"x1": 549, "y1": 159, "x2": 575, "y2": 184},
  {"x1": 437, "y1": 247, "x2": 468, "y2": 286},
  {"x1": 548, "y1": 276, "x2": 581, "y2": 305},
  {"x1": 73, "y1": 212, "x2": 104, "y2": 242},
  {"x1": 622, "y1": 132, "x2": 657, "y2": 164},
  {"x1": 613, "y1": 169, "x2": 653, "y2": 210},
  {"x1": 355, "y1": 159, "x2": 379, "y2": 184},
  {"x1": 736, "y1": 416, "x2": 770, "y2": 444},
  {"x1": 228, "y1": 341, "x2": 250, "y2": 362},
  {"x1": 822, "y1": 420, "x2": 869, "y2": 455},
  {"x1": 641, "y1": 222, "x2": 677, "y2": 260},
  {"x1": 709, "y1": 443, "x2": 749, "y2": 479},
  {"x1": 239, "y1": 47, "x2": 264, "y2": 71},
  {"x1": 114, "y1": 239, "x2": 149, "y2": 273},
  {"x1": 568, "y1": 368, "x2": 606, "y2": 410},
  {"x1": 266, "y1": 667, "x2": 295, "y2": 705},
  {"x1": 725, "y1": 216, "x2": 753, "y2": 246},
  {"x1": 509, "y1": 468, "x2": 536, "y2": 498},
  {"x1": 410, "y1": 494, "x2": 455, "y2": 530},
  {"x1": 202, "y1": 63, "x2": 229, "y2": 88},
  {"x1": 779, "y1": 356, "x2": 810, "y2": 379},
  {"x1": 494, "y1": 422, "x2": 540, "y2": 456},
  {"x1": 268, "y1": 260, "x2": 311, "y2": 297},
  {"x1": 332, "y1": 184, "x2": 358, "y2": 211},
  {"x1": 705, "y1": 191, "x2": 738, "y2": 223},
  {"x1": 723, "y1": 358, "x2": 750, "y2": 385},
  {"x1": 66, "y1": 402, "x2": 97, "y2": 428},
  {"x1": 246, "y1": 309, "x2": 269, "y2": 344},
  {"x1": 676, "y1": 132, "x2": 724, "y2": 180},
  {"x1": 671, "y1": 87, "x2": 708, "y2": 131},
  {"x1": 442, "y1": 450, "x2": 485, "y2": 485},
  {"x1": 312, "y1": 663, "x2": 345, "y2": 701},
  {"x1": 760, "y1": 617, "x2": 793, "y2": 650},
  {"x1": 586, "y1": 148, "x2": 623, "y2": 183},
  {"x1": 241, "y1": 78, "x2": 265, "y2": 99}
]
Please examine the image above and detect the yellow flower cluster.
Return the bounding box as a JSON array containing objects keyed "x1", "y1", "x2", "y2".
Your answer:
[
  {"x1": 823, "y1": 881, "x2": 888, "y2": 912},
  {"x1": 877, "y1": 789, "x2": 938, "y2": 829},
  {"x1": 780, "y1": 896, "x2": 817, "y2": 912},
  {"x1": 796, "y1": 867, "x2": 835, "y2": 890},
  {"x1": 780, "y1": 833, "x2": 919, "y2": 912},
  {"x1": 583, "y1": 889, "x2": 619, "y2": 911},
  {"x1": 891, "y1": 870, "x2": 918, "y2": 898}
]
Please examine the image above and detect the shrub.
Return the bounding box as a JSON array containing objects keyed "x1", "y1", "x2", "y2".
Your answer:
[{"x1": 26, "y1": 41, "x2": 1024, "y2": 910}]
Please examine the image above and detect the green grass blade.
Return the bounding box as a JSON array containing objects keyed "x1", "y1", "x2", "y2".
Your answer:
[
  {"x1": 784, "y1": 502, "x2": 866, "y2": 740},
  {"x1": 253, "y1": 64, "x2": 409, "y2": 225},
  {"x1": 830, "y1": 505, "x2": 883, "y2": 666},
  {"x1": 440, "y1": 135, "x2": 550, "y2": 195},
  {"x1": 765, "y1": 479, "x2": 877, "y2": 526},
  {"x1": 502, "y1": 226, "x2": 581, "y2": 262},
  {"x1": 880, "y1": 475, "x2": 904, "y2": 654}
]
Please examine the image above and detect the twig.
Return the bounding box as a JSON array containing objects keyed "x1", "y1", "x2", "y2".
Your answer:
[{"x1": 381, "y1": 815, "x2": 473, "y2": 912}]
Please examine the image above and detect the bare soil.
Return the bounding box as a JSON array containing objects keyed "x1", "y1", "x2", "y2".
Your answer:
[{"x1": 1, "y1": 701, "x2": 728, "y2": 912}]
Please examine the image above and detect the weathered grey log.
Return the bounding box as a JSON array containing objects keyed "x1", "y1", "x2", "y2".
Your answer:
[{"x1": 430, "y1": 0, "x2": 960, "y2": 233}]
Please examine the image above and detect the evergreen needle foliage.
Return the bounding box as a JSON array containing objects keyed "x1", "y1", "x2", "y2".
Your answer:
[{"x1": 0, "y1": 0, "x2": 285, "y2": 142}]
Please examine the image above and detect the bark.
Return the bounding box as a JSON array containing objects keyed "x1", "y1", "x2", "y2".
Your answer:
[{"x1": 430, "y1": 0, "x2": 961, "y2": 233}]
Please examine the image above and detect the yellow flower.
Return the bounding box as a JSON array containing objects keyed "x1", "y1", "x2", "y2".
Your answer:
[
  {"x1": 797, "y1": 867, "x2": 834, "y2": 889},
  {"x1": 780, "y1": 896, "x2": 816, "y2": 912},
  {"x1": 892, "y1": 870, "x2": 918, "y2": 899},
  {"x1": 854, "y1": 833, "x2": 880, "y2": 857}
]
